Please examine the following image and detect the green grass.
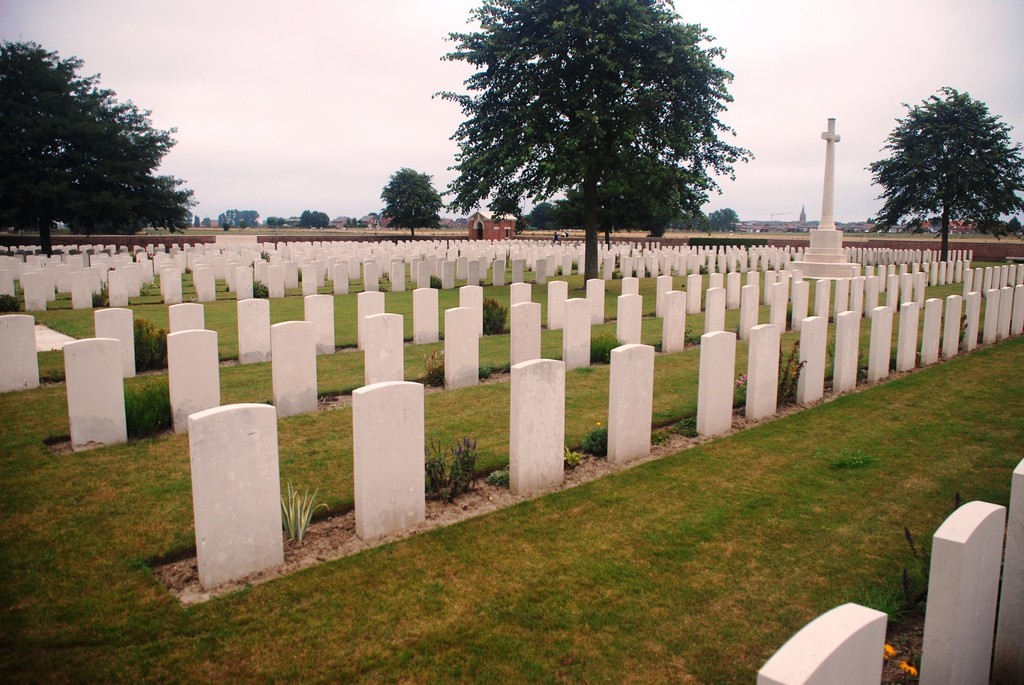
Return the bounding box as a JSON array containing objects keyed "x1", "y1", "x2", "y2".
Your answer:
[{"x1": 2, "y1": 266, "x2": 1019, "y2": 682}]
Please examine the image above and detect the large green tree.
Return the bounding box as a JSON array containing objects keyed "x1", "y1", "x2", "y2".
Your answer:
[
  {"x1": 528, "y1": 201, "x2": 557, "y2": 230},
  {"x1": 707, "y1": 207, "x2": 738, "y2": 231},
  {"x1": 217, "y1": 209, "x2": 260, "y2": 228},
  {"x1": 298, "y1": 209, "x2": 330, "y2": 228},
  {"x1": 440, "y1": 0, "x2": 749, "y2": 280},
  {"x1": 869, "y1": 87, "x2": 1024, "y2": 261},
  {"x1": 380, "y1": 167, "x2": 443, "y2": 238},
  {"x1": 0, "y1": 41, "x2": 194, "y2": 254}
]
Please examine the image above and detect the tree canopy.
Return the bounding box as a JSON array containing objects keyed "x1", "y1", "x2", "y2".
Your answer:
[
  {"x1": 298, "y1": 210, "x2": 330, "y2": 228},
  {"x1": 380, "y1": 167, "x2": 443, "y2": 238},
  {"x1": 707, "y1": 208, "x2": 739, "y2": 231},
  {"x1": 869, "y1": 87, "x2": 1024, "y2": 261},
  {"x1": 528, "y1": 202, "x2": 556, "y2": 230},
  {"x1": 217, "y1": 209, "x2": 260, "y2": 229},
  {"x1": 440, "y1": 0, "x2": 749, "y2": 279},
  {"x1": 0, "y1": 41, "x2": 194, "y2": 253}
]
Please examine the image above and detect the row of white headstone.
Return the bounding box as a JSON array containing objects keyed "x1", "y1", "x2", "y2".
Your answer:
[
  {"x1": 186, "y1": 336, "x2": 659, "y2": 590},
  {"x1": 3, "y1": 266, "x2": 1023, "y2": 448},
  {"x1": 757, "y1": 458, "x2": 1024, "y2": 685},
  {"x1": 0, "y1": 237, "x2": 982, "y2": 313}
]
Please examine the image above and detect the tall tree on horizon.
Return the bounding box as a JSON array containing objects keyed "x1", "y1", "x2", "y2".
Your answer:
[
  {"x1": 380, "y1": 168, "x2": 443, "y2": 238},
  {"x1": 869, "y1": 87, "x2": 1024, "y2": 261},
  {"x1": 440, "y1": 0, "x2": 750, "y2": 280},
  {"x1": 0, "y1": 41, "x2": 194, "y2": 254}
]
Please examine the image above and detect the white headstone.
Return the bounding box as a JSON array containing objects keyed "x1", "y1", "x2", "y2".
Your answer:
[
  {"x1": 459, "y1": 285, "x2": 484, "y2": 337},
  {"x1": 963, "y1": 291, "x2": 981, "y2": 352},
  {"x1": 739, "y1": 283, "x2": 759, "y2": 341},
  {"x1": 746, "y1": 324, "x2": 780, "y2": 421},
  {"x1": 942, "y1": 295, "x2": 963, "y2": 359},
  {"x1": 832, "y1": 311, "x2": 860, "y2": 394},
  {"x1": 920, "y1": 298, "x2": 942, "y2": 366},
  {"x1": 662, "y1": 290, "x2": 687, "y2": 353},
  {"x1": 704, "y1": 287, "x2": 726, "y2": 333},
  {"x1": 586, "y1": 278, "x2": 605, "y2": 324},
  {"x1": 363, "y1": 313, "x2": 404, "y2": 385},
  {"x1": 168, "y1": 302, "x2": 204, "y2": 333},
  {"x1": 920, "y1": 501, "x2": 1006, "y2": 685},
  {"x1": 510, "y1": 282, "x2": 531, "y2": 306},
  {"x1": 167, "y1": 329, "x2": 221, "y2": 434},
  {"x1": 510, "y1": 359, "x2": 565, "y2": 496},
  {"x1": 237, "y1": 298, "x2": 271, "y2": 364},
  {"x1": 697, "y1": 331, "x2": 736, "y2": 437},
  {"x1": 271, "y1": 321, "x2": 318, "y2": 418},
  {"x1": 357, "y1": 291, "x2": 385, "y2": 351},
  {"x1": 994, "y1": 458, "x2": 1024, "y2": 684},
  {"x1": 352, "y1": 381, "x2": 425, "y2": 539},
  {"x1": 796, "y1": 316, "x2": 827, "y2": 404},
  {"x1": 64, "y1": 338, "x2": 127, "y2": 451},
  {"x1": 510, "y1": 302, "x2": 541, "y2": 367},
  {"x1": 547, "y1": 280, "x2": 568, "y2": 331},
  {"x1": 562, "y1": 298, "x2": 592, "y2": 371},
  {"x1": 188, "y1": 403, "x2": 284, "y2": 590},
  {"x1": 412, "y1": 287, "x2": 439, "y2": 345},
  {"x1": 94, "y1": 308, "x2": 135, "y2": 378},
  {"x1": 896, "y1": 301, "x2": 920, "y2": 372},
  {"x1": 444, "y1": 307, "x2": 479, "y2": 389},
  {"x1": 757, "y1": 603, "x2": 887, "y2": 685},
  {"x1": 304, "y1": 294, "x2": 335, "y2": 355},
  {"x1": 867, "y1": 306, "x2": 893, "y2": 382},
  {"x1": 616, "y1": 294, "x2": 642, "y2": 345},
  {"x1": 607, "y1": 344, "x2": 654, "y2": 464},
  {"x1": 0, "y1": 314, "x2": 40, "y2": 393}
]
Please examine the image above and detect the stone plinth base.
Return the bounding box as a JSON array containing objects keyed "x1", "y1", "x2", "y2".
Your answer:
[{"x1": 790, "y1": 260, "x2": 860, "y2": 279}]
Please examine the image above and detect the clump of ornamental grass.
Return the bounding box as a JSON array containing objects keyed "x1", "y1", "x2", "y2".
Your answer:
[{"x1": 281, "y1": 481, "x2": 327, "y2": 545}]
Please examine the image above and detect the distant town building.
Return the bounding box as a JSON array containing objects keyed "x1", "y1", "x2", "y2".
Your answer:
[{"x1": 799, "y1": 205, "x2": 806, "y2": 223}]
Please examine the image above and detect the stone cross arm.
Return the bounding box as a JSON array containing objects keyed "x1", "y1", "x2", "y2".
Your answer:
[{"x1": 821, "y1": 131, "x2": 841, "y2": 143}]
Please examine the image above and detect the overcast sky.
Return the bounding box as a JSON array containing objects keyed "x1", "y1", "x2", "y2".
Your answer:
[{"x1": 2, "y1": 0, "x2": 1022, "y2": 223}]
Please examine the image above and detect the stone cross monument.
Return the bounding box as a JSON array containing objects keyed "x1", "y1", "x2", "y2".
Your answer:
[{"x1": 791, "y1": 117, "x2": 859, "y2": 279}]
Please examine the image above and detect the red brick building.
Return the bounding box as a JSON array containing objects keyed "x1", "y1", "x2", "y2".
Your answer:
[{"x1": 467, "y1": 211, "x2": 514, "y2": 240}]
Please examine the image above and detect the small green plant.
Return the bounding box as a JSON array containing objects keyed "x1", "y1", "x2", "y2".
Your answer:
[
  {"x1": 260, "y1": 251, "x2": 271, "y2": 261},
  {"x1": 482, "y1": 297, "x2": 508, "y2": 335},
  {"x1": 651, "y1": 430, "x2": 670, "y2": 446},
  {"x1": 252, "y1": 280, "x2": 269, "y2": 298},
  {"x1": 124, "y1": 383, "x2": 171, "y2": 438},
  {"x1": 92, "y1": 285, "x2": 109, "y2": 308},
  {"x1": 485, "y1": 467, "x2": 509, "y2": 488},
  {"x1": 580, "y1": 423, "x2": 608, "y2": 457},
  {"x1": 423, "y1": 350, "x2": 445, "y2": 387},
  {"x1": 430, "y1": 275, "x2": 443, "y2": 289},
  {"x1": 0, "y1": 293, "x2": 21, "y2": 312},
  {"x1": 425, "y1": 437, "x2": 478, "y2": 502},
  {"x1": 133, "y1": 318, "x2": 168, "y2": 371},
  {"x1": 590, "y1": 333, "x2": 620, "y2": 364},
  {"x1": 854, "y1": 586, "x2": 907, "y2": 624},
  {"x1": 733, "y1": 374, "x2": 748, "y2": 409},
  {"x1": 684, "y1": 325, "x2": 702, "y2": 346},
  {"x1": 281, "y1": 481, "x2": 327, "y2": 544},
  {"x1": 478, "y1": 365, "x2": 494, "y2": 380},
  {"x1": 777, "y1": 340, "x2": 806, "y2": 406},
  {"x1": 817, "y1": 446, "x2": 879, "y2": 470},
  {"x1": 671, "y1": 415, "x2": 698, "y2": 438},
  {"x1": 564, "y1": 446, "x2": 584, "y2": 469}
]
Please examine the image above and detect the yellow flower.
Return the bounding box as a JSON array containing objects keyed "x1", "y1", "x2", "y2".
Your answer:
[
  {"x1": 883, "y1": 644, "x2": 897, "y2": 660},
  {"x1": 898, "y1": 661, "x2": 918, "y2": 677},
  {"x1": 596, "y1": 422, "x2": 602, "y2": 426}
]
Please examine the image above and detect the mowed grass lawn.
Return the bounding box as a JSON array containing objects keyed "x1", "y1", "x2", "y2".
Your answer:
[{"x1": 2, "y1": 270, "x2": 1021, "y2": 682}]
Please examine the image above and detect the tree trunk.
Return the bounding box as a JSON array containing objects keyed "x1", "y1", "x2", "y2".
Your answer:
[
  {"x1": 410, "y1": 225, "x2": 416, "y2": 239},
  {"x1": 39, "y1": 217, "x2": 53, "y2": 257},
  {"x1": 940, "y1": 203, "x2": 949, "y2": 263},
  {"x1": 583, "y1": 175, "x2": 599, "y2": 282}
]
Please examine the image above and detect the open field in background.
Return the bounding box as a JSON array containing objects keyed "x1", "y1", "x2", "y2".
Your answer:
[{"x1": 2, "y1": 261, "x2": 1022, "y2": 681}]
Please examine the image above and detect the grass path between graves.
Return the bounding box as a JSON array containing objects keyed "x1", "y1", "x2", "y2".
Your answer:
[{"x1": 1, "y1": 328, "x2": 1021, "y2": 682}]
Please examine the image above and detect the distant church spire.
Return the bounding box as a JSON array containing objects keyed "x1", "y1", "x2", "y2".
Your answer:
[{"x1": 799, "y1": 205, "x2": 806, "y2": 223}]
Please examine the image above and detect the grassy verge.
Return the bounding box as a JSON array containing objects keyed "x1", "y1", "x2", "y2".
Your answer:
[{"x1": 0, "y1": 322, "x2": 1020, "y2": 681}]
